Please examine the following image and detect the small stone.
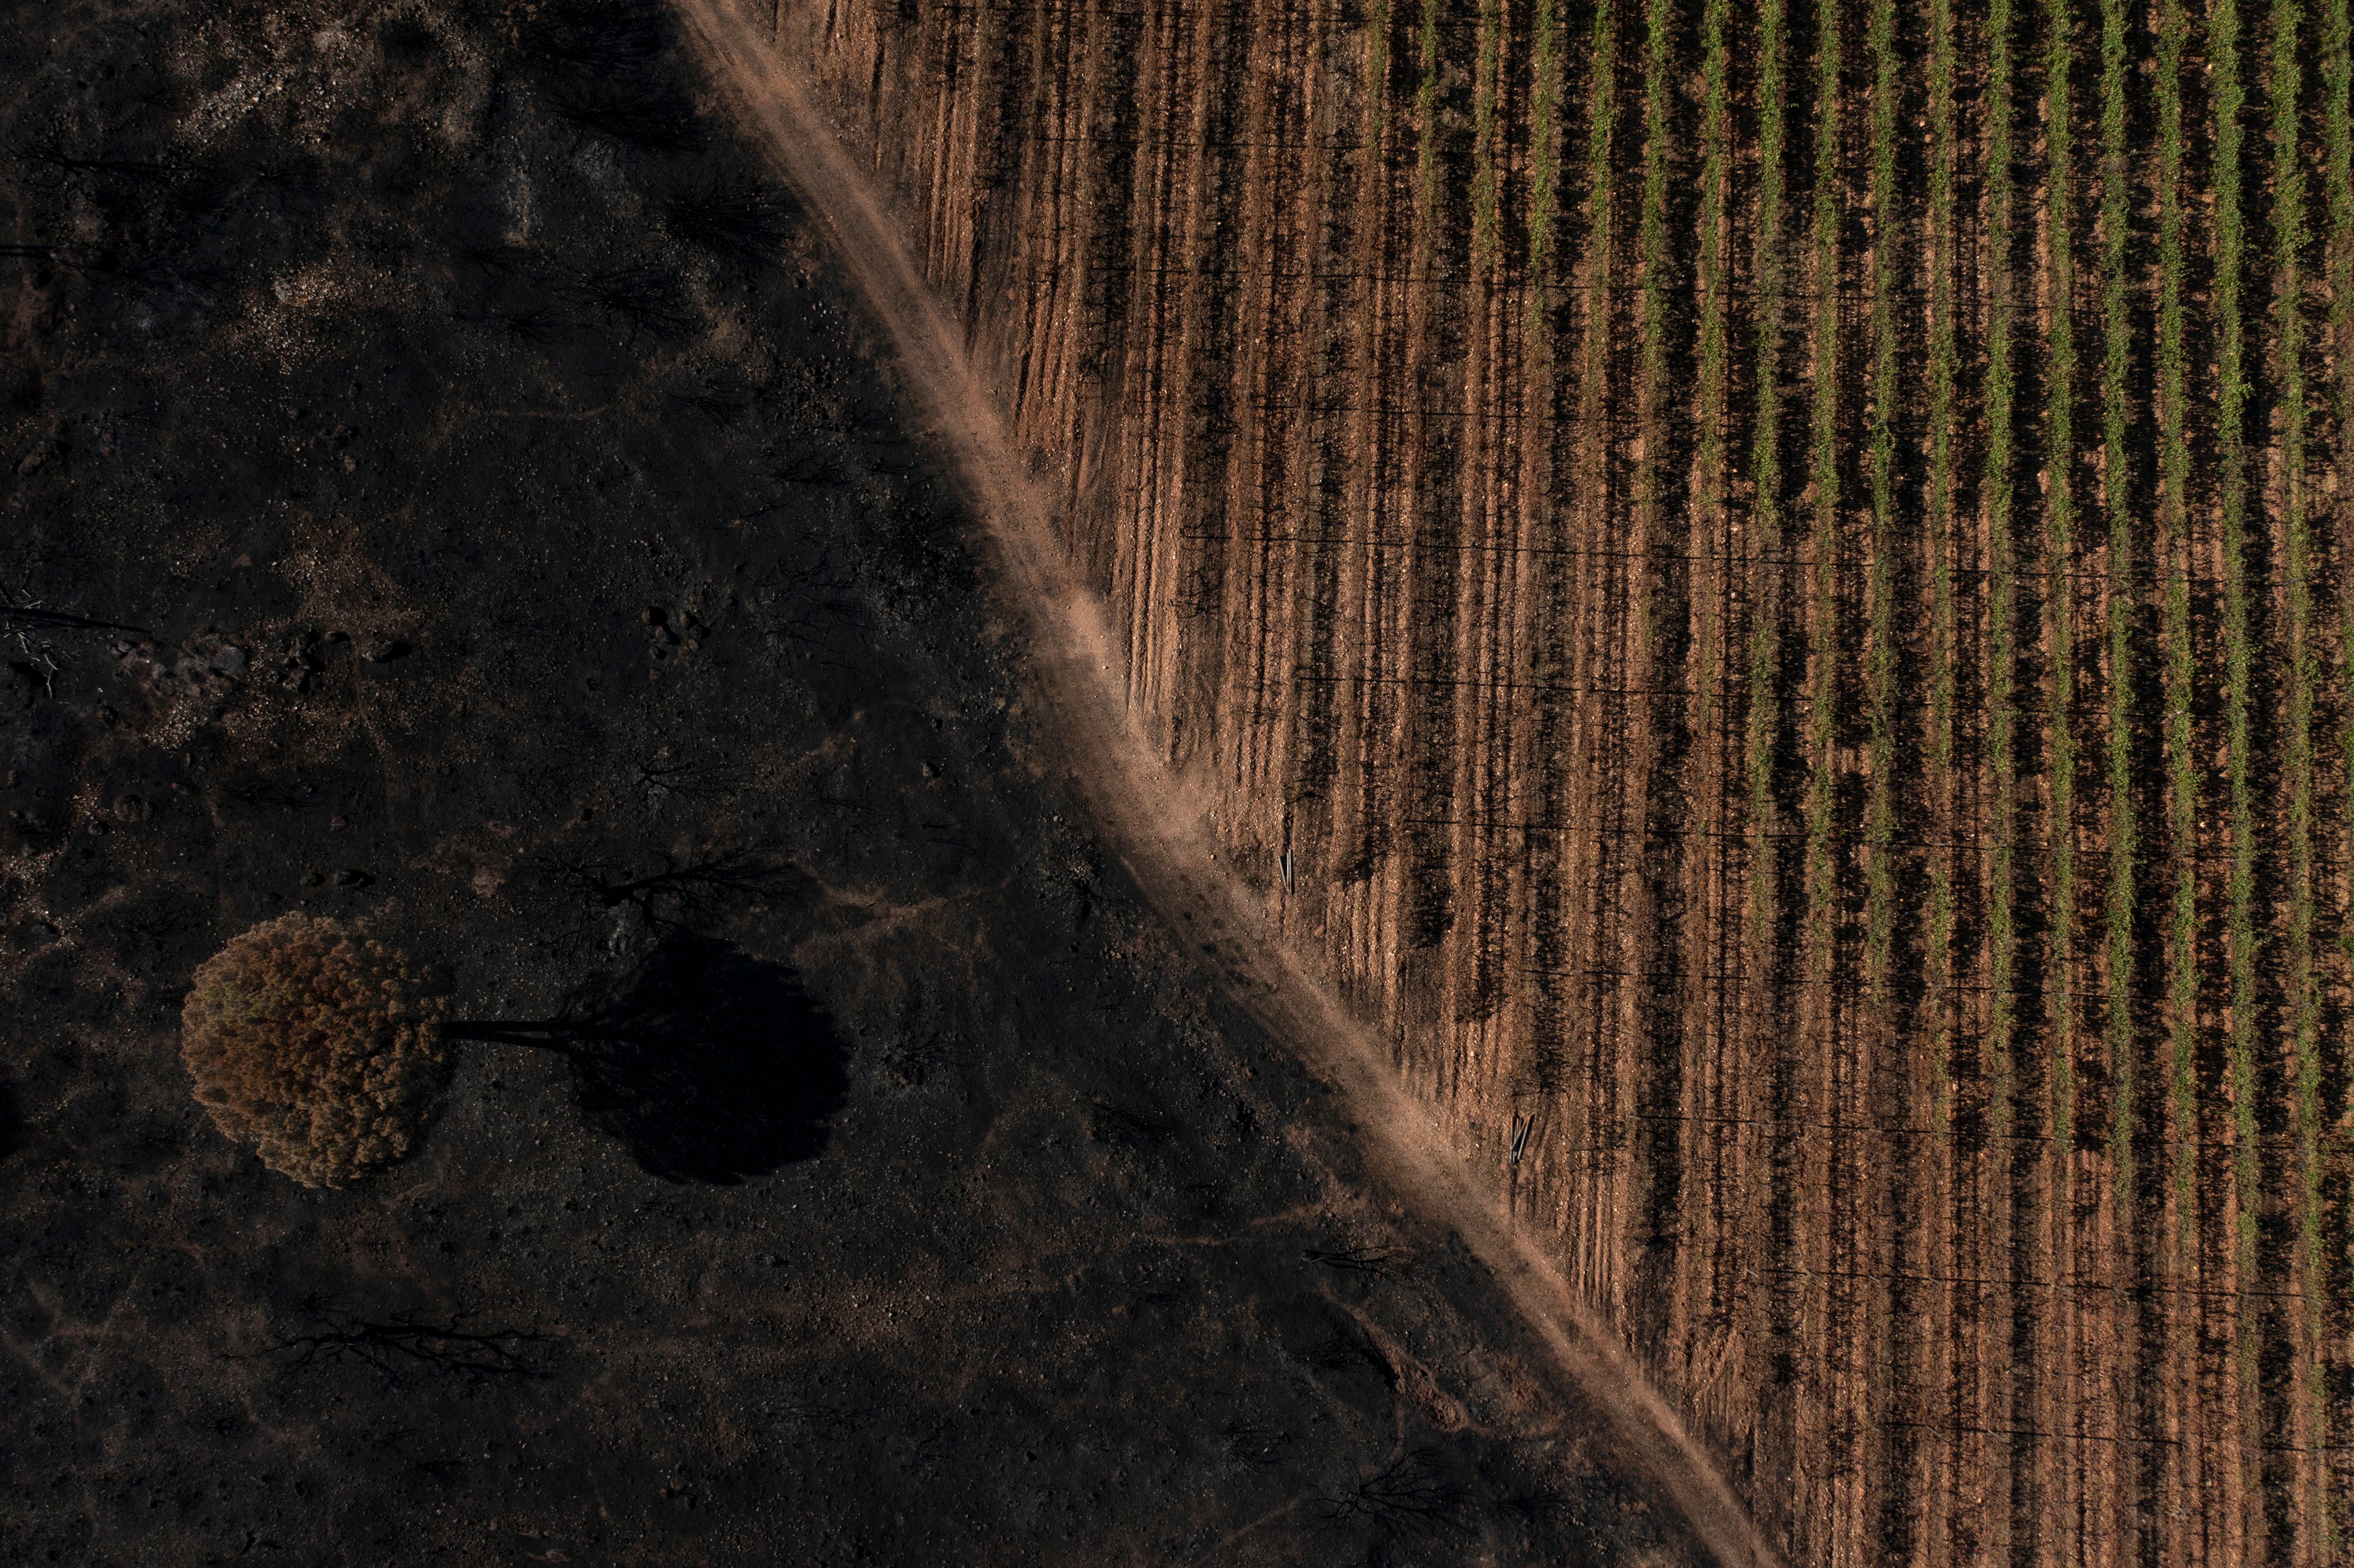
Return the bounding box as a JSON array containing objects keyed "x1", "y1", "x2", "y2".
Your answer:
[{"x1": 301, "y1": 871, "x2": 325, "y2": 887}]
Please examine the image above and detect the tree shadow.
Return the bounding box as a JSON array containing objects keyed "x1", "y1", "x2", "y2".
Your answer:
[
  {"x1": 0, "y1": 1076, "x2": 21, "y2": 1162},
  {"x1": 454, "y1": 936, "x2": 849, "y2": 1184}
]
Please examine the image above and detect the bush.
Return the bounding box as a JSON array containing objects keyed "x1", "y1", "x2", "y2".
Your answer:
[{"x1": 181, "y1": 914, "x2": 450, "y2": 1187}]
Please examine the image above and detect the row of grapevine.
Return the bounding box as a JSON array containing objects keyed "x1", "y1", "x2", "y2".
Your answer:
[
  {"x1": 2155, "y1": 0, "x2": 2200, "y2": 1538},
  {"x1": 2213, "y1": 2, "x2": 2263, "y2": 1549},
  {"x1": 2271, "y1": 0, "x2": 2323, "y2": 1535},
  {"x1": 2326, "y1": 0, "x2": 2353, "y2": 1533},
  {"x1": 2039, "y1": 0, "x2": 2082, "y2": 1539},
  {"x1": 2329, "y1": 0, "x2": 2354, "y2": 1539},
  {"x1": 1917, "y1": 0, "x2": 1959, "y2": 1549},
  {"x1": 1851, "y1": 0, "x2": 1900, "y2": 1545},
  {"x1": 1978, "y1": 0, "x2": 2023, "y2": 1550}
]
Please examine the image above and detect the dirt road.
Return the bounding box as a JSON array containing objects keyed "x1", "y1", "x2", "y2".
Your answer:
[{"x1": 670, "y1": 2, "x2": 1780, "y2": 1562}]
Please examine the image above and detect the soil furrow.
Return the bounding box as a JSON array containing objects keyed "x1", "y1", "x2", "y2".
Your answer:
[
  {"x1": 1284, "y1": 3, "x2": 1357, "y2": 835},
  {"x1": 1567, "y1": 0, "x2": 1624, "y2": 1308},
  {"x1": 1235, "y1": 0, "x2": 1315, "y2": 823},
  {"x1": 1625, "y1": 0, "x2": 1681, "y2": 1396},
  {"x1": 1510, "y1": 0, "x2": 1578, "y2": 1246}
]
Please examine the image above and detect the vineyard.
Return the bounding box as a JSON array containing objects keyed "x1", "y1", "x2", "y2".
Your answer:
[{"x1": 769, "y1": 0, "x2": 2353, "y2": 1558}]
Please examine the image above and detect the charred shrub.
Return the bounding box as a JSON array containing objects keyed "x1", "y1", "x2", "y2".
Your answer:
[
  {"x1": 571, "y1": 263, "x2": 695, "y2": 340},
  {"x1": 867, "y1": 496, "x2": 977, "y2": 618},
  {"x1": 1316, "y1": 1446, "x2": 1472, "y2": 1539},
  {"x1": 180, "y1": 914, "x2": 450, "y2": 1187},
  {"x1": 378, "y1": 13, "x2": 441, "y2": 59},
  {"x1": 548, "y1": 841, "x2": 813, "y2": 929},
  {"x1": 548, "y1": 78, "x2": 704, "y2": 154},
  {"x1": 528, "y1": 0, "x2": 668, "y2": 70},
  {"x1": 662, "y1": 181, "x2": 794, "y2": 270}
]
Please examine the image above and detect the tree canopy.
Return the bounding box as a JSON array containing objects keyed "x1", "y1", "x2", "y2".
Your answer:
[{"x1": 181, "y1": 914, "x2": 450, "y2": 1187}]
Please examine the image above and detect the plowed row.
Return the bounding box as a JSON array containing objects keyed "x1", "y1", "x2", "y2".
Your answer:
[{"x1": 777, "y1": 0, "x2": 2354, "y2": 1559}]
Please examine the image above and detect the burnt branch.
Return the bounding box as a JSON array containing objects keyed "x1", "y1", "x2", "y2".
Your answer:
[
  {"x1": 1301, "y1": 1244, "x2": 1399, "y2": 1279},
  {"x1": 548, "y1": 81, "x2": 703, "y2": 154},
  {"x1": 1, "y1": 604, "x2": 149, "y2": 635},
  {"x1": 569, "y1": 264, "x2": 694, "y2": 341},
  {"x1": 746, "y1": 546, "x2": 863, "y2": 651},
  {"x1": 547, "y1": 843, "x2": 810, "y2": 928},
  {"x1": 449, "y1": 241, "x2": 536, "y2": 276},
  {"x1": 527, "y1": 1, "x2": 666, "y2": 69},
  {"x1": 662, "y1": 181, "x2": 793, "y2": 269},
  {"x1": 24, "y1": 141, "x2": 175, "y2": 181},
  {"x1": 1221, "y1": 1421, "x2": 1290, "y2": 1470},
  {"x1": 1315, "y1": 1447, "x2": 1471, "y2": 1538},
  {"x1": 457, "y1": 307, "x2": 573, "y2": 345},
  {"x1": 634, "y1": 757, "x2": 752, "y2": 801},
  {"x1": 229, "y1": 1303, "x2": 554, "y2": 1386}
]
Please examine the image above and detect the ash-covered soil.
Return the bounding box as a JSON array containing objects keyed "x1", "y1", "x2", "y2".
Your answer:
[{"x1": 0, "y1": 4, "x2": 1697, "y2": 1563}]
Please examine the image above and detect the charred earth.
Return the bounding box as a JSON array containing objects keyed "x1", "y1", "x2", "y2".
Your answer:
[{"x1": 0, "y1": 2, "x2": 1698, "y2": 1562}]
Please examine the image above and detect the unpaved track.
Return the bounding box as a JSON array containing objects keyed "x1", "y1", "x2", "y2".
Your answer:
[{"x1": 670, "y1": 2, "x2": 1780, "y2": 1563}]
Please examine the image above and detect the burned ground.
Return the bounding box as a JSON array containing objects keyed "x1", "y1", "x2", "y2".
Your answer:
[{"x1": 0, "y1": 2, "x2": 1695, "y2": 1563}]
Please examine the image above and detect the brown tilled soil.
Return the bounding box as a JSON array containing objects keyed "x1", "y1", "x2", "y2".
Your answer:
[
  {"x1": 0, "y1": 3, "x2": 1718, "y2": 1563},
  {"x1": 768, "y1": 0, "x2": 2354, "y2": 1563}
]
